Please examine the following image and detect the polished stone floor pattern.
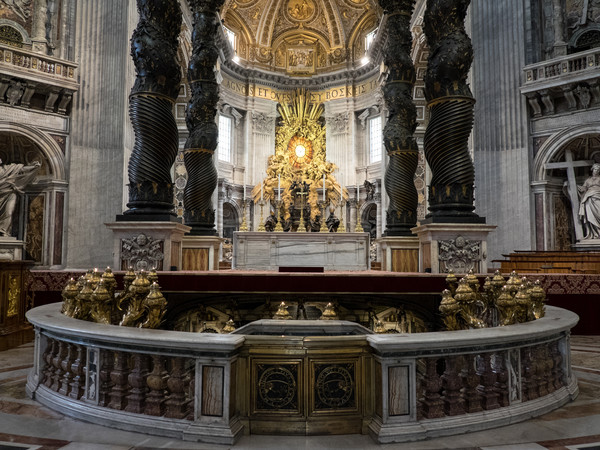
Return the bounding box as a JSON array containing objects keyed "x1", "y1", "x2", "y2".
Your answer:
[{"x1": 0, "y1": 337, "x2": 598, "y2": 450}]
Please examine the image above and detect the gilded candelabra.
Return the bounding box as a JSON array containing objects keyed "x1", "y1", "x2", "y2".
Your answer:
[
  {"x1": 354, "y1": 198, "x2": 364, "y2": 232},
  {"x1": 338, "y1": 201, "x2": 346, "y2": 232},
  {"x1": 274, "y1": 199, "x2": 284, "y2": 232},
  {"x1": 319, "y1": 200, "x2": 329, "y2": 232},
  {"x1": 297, "y1": 186, "x2": 308, "y2": 232},
  {"x1": 239, "y1": 199, "x2": 249, "y2": 231},
  {"x1": 258, "y1": 199, "x2": 266, "y2": 232},
  {"x1": 273, "y1": 187, "x2": 283, "y2": 233}
]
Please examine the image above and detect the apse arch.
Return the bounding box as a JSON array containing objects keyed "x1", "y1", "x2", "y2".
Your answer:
[
  {"x1": 0, "y1": 19, "x2": 32, "y2": 46},
  {"x1": 533, "y1": 124, "x2": 600, "y2": 182},
  {"x1": 0, "y1": 123, "x2": 66, "y2": 181}
]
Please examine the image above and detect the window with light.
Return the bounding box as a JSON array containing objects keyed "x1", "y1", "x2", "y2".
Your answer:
[
  {"x1": 224, "y1": 26, "x2": 236, "y2": 51},
  {"x1": 365, "y1": 28, "x2": 377, "y2": 51},
  {"x1": 369, "y1": 116, "x2": 382, "y2": 163},
  {"x1": 218, "y1": 115, "x2": 233, "y2": 163}
]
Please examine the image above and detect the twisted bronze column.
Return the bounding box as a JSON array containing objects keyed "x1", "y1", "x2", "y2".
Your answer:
[
  {"x1": 182, "y1": 0, "x2": 224, "y2": 235},
  {"x1": 423, "y1": 0, "x2": 481, "y2": 221},
  {"x1": 124, "y1": 0, "x2": 182, "y2": 217},
  {"x1": 379, "y1": 0, "x2": 419, "y2": 236}
]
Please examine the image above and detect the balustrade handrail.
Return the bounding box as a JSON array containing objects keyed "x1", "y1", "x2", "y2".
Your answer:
[
  {"x1": 27, "y1": 303, "x2": 244, "y2": 354},
  {"x1": 369, "y1": 306, "x2": 577, "y2": 356},
  {"x1": 522, "y1": 48, "x2": 600, "y2": 88},
  {"x1": 0, "y1": 42, "x2": 78, "y2": 86},
  {"x1": 27, "y1": 304, "x2": 577, "y2": 357}
]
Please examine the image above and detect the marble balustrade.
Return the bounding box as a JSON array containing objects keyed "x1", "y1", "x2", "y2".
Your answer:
[{"x1": 26, "y1": 304, "x2": 579, "y2": 444}]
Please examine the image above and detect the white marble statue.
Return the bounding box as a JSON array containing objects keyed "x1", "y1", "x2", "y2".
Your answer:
[
  {"x1": 0, "y1": 158, "x2": 41, "y2": 237},
  {"x1": 578, "y1": 163, "x2": 600, "y2": 239}
]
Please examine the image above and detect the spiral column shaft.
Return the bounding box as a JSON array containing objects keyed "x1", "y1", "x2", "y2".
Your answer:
[
  {"x1": 125, "y1": 0, "x2": 182, "y2": 217},
  {"x1": 378, "y1": 0, "x2": 419, "y2": 236},
  {"x1": 423, "y1": 0, "x2": 481, "y2": 220},
  {"x1": 182, "y1": 0, "x2": 224, "y2": 235}
]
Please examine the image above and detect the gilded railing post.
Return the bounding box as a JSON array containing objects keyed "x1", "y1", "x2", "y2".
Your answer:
[
  {"x1": 378, "y1": 0, "x2": 419, "y2": 236},
  {"x1": 182, "y1": 0, "x2": 225, "y2": 235},
  {"x1": 123, "y1": 0, "x2": 182, "y2": 217},
  {"x1": 423, "y1": 0, "x2": 481, "y2": 221}
]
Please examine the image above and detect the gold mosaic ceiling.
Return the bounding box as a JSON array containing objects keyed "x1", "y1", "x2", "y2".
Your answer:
[{"x1": 221, "y1": 0, "x2": 381, "y2": 75}]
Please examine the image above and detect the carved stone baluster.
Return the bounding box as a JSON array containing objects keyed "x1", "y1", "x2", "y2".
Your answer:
[
  {"x1": 165, "y1": 357, "x2": 188, "y2": 418},
  {"x1": 145, "y1": 355, "x2": 168, "y2": 416},
  {"x1": 59, "y1": 343, "x2": 75, "y2": 396},
  {"x1": 421, "y1": 358, "x2": 444, "y2": 418},
  {"x1": 125, "y1": 353, "x2": 150, "y2": 414},
  {"x1": 520, "y1": 346, "x2": 538, "y2": 401},
  {"x1": 461, "y1": 354, "x2": 482, "y2": 413},
  {"x1": 98, "y1": 350, "x2": 115, "y2": 407},
  {"x1": 108, "y1": 351, "x2": 130, "y2": 410},
  {"x1": 442, "y1": 355, "x2": 465, "y2": 416},
  {"x1": 51, "y1": 341, "x2": 67, "y2": 392},
  {"x1": 69, "y1": 345, "x2": 86, "y2": 400},
  {"x1": 492, "y1": 352, "x2": 509, "y2": 407},
  {"x1": 186, "y1": 368, "x2": 195, "y2": 420},
  {"x1": 42, "y1": 338, "x2": 56, "y2": 387},
  {"x1": 476, "y1": 353, "x2": 499, "y2": 410},
  {"x1": 537, "y1": 345, "x2": 550, "y2": 397},
  {"x1": 551, "y1": 340, "x2": 564, "y2": 391}
]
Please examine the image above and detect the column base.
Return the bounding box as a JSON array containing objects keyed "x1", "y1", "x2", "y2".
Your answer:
[
  {"x1": 377, "y1": 236, "x2": 419, "y2": 272},
  {"x1": 105, "y1": 222, "x2": 191, "y2": 271},
  {"x1": 181, "y1": 235, "x2": 223, "y2": 271},
  {"x1": 411, "y1": 223, "x2": 497, "y2": 274}
]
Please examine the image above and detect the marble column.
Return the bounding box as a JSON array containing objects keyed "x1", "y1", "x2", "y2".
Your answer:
[
  {"x1": 423, "y1": 0, "x2": 483, "y2": 223},
  {"x1": 182, "y1": 0, "x2": 225, "y2": 235},
  {"x1": 378, "y1": 0, "x2": 419, "y2": 236},
  {"x1": 122, "y1": 0, "x2": 182, "y2": 218}
]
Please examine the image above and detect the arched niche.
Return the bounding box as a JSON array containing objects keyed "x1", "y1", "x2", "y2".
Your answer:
[
  {"x1": 0, "y1": 123, "x2": 67, "y2": 267},
  {"x1": 360, "y1": 201, "x2": 377, "y2": 239},
  {"x1": 532, "y1": 125, "x2": 600, "y2": 250},
  {"x1": 222, "y1": 201, "x2": 240, "y2": 240}
]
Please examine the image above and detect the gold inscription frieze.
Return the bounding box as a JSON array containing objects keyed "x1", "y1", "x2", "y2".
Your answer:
[{"x1": 221, "y1": 75, "x2": 379, "y2": 103}]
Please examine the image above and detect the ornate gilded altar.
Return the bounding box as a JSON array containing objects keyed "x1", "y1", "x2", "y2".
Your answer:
[{"x1": 253, "y1": 89, "x2": 347, "y2": 230}]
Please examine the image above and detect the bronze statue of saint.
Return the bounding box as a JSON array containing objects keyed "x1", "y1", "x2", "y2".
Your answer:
[
  {"x1": 0, "y1": 158, "x2": 41, "y2": 237},
  {"x1": 578, "y1": 163, "x2": 600, "y2": 239}
]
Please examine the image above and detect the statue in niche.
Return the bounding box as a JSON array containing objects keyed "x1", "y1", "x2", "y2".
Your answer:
[
  {"x1": 578, "y1": 163, "x2": 600, "y2": 239},
  {"x1": 0, "y1": 158, "x2": 41, "y2": 237}
]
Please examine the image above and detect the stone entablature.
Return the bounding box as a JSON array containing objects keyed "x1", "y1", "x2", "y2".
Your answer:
[{"x1": 521, "y1": 48, "x2": 600, "y2": 118}]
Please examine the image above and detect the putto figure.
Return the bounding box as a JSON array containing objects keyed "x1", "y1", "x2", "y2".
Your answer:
[{"x1": 0, "y1": 158, "x2": 41, "y2": 237}]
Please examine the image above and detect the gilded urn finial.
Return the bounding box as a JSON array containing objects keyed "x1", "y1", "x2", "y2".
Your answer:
[{"x1": 274, "y1": 301, "x2": 292, "y2": 320}]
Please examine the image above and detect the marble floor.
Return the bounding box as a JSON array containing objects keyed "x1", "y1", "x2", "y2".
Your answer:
[{"x1": 0, "y1": 337, "x2": 599, "y2": 450}]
